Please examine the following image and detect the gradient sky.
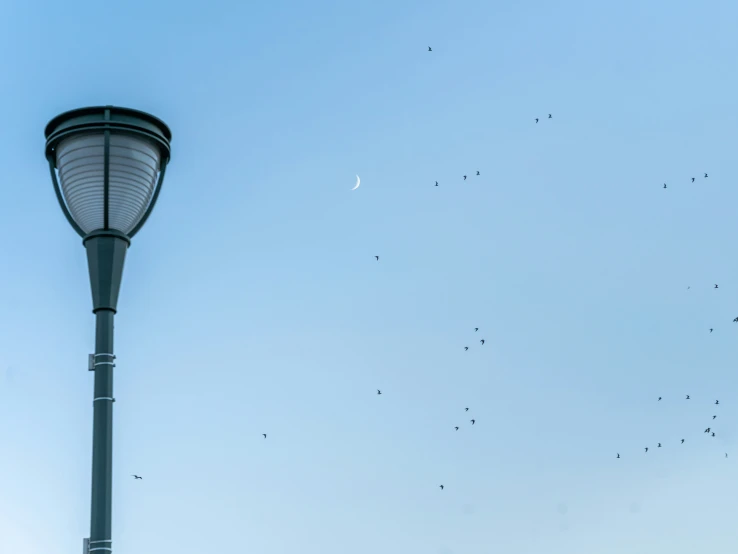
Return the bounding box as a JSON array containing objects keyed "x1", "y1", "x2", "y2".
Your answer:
[{"x1": 1, "y1": 1, "x2": 737, "y2": 553}]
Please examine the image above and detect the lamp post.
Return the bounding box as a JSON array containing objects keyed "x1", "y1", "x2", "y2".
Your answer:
[{"x1": 44, "y1": 106, "x2": 172, "y2": 554}]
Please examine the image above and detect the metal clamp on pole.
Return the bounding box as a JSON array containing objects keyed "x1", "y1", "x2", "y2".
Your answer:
[
  {"x1": 93, "y1": 354, "x2": 116, "y2": 369},
  {"x1": 88, "y1": 538, "x2": 112, "y2": 552},
  {"x1": 89, "y1": 353, "x2": 116, "y2": 371}
]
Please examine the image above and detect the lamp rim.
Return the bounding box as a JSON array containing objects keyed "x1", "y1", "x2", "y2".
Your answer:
[{"x1": 44, "y1": 105, "x2": 172, "y2": 165}]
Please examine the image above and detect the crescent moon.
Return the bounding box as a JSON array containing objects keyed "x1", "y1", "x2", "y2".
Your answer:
[{"x1": 351, "y1": 175, "x2": 360, "y2": 191}]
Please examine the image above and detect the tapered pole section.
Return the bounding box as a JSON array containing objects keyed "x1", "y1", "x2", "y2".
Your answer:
[{"x1": 85, "y1": 231, "x2": 128, "y2": 554}]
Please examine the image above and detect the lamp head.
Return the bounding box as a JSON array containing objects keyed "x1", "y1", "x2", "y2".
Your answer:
[{"x1": 45, "y1": 106, "x2": 172, "y2": 239}]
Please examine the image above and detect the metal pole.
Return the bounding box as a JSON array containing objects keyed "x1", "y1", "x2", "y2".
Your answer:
[
  {"x1": 84, "y1": 231, "x2": 128, "y2": 554},
  {"x1": 89, "y1": 310, "x2": 115, "y2": 552}
]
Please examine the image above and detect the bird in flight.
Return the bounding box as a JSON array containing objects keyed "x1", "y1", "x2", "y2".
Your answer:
[
  {"x1": 663, "y1": 183, "x2": 667, "y2": 189},
  {"x1": 454, "y1": 426, "x2": 459, "y2": 431},
  {"x1": 726, "y1": 453, "x2": 729, "y2": 458},
  {"x1": 375, "y1": 256, "x2": 379, "y2": 261},
  {"x1": 474, "y1": 328, "x2": 479, "y2": 332},
  {"x1": 658, "y1": 397, "x2": 662, "y2": 401},
  {"x1": 480, "y1": 339, "x2": 485, "y2": 345},
  {"x1": 464, "y1": 347, "x2": 469, "y2": 351},
  {"x1": 476, "y1": 171, "x2": 480, "y2": 176},
  {"x1": 377, "y1": 389, "x2": 382, "y2": 395},
  {"x1": 535, "y1": 118, "x2": 539, "y2": 123},
  {"x1": 681, "y1": 439, "x2": 685, "y2": 444},
  {"x1": 716, "y1": 400, "x2": 720, "y2": 405},
  {"x1": 733, "y1": 317, "x2": 738, "y2": 323},
  {"x1": 645, "y1": 447, "x2": 648, "y2": 453},
  {"x1": 710, "y1": 328, "x2": 714, "y2": 333},
  {"x1": 428, "y1": 47, "x2": 432, "y2": 52},
  {"x1": 463, "y1": 175, "x2": 467, "y2": 180},
  {"x1": 131, "y1": 475, "x2": 142, "y2": 480},
  {"x1": 715, "y1": 284, "x2": 719, "y2": 289},
  {"x1": 548, "y1": 114, "x2": 552, "y2": 118},
  {"x1": 470, "y1": 419, "x2": 476, "y2": 425},
  {"x1": 692, "y1": 177, "x2": 695, "y2": 182},
  {"x1": 713, "y1": 415, "x2": 717, "y2": 419},
  {"x1": 686, "y1": 395, "x2": 690, "y2": 400},
  {"x1": 658, "y1": 443, "x2": 662, "y2": 448},
  {"x1": 439, "y1": 485, "x2": 444, "y2": 490},
  {"x1": 705, "y1": 173, "x2": 708, "y2": 178},
  {"x1": 712, "y1": 432, "x2": 716, "y2": 437},
  {"x1": 465, "y1": 407, "x2": 469, "y2": 411},
  {"x1": 705, "y1": 428, "x2": 711, "y2": 433},
  {"x1": 617, "y1": 453, "x2": 620, "y2": 458},
  {"x1": 435, "y1": 181, "x2": 438, "y2": 186}
]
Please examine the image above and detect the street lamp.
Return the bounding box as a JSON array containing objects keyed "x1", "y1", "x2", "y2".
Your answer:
[{"x1": 44, "y1": 106, "x2": 172, "y2": 554}]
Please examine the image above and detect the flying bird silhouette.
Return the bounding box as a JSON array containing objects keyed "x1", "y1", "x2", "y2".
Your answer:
[
  {"x1": 435, "y1": 181, "x2": 438, "y2": 186},
  {"x1": 686, "y1": 395, "x2": 690, "y2": 400},
  {"x1": 715, "y1": 284, "x2": 719, "y2": 288},
  {"x1": 535, "y1": 118, "x2": 539, "y2": 123},
  {"x1": 439, "y1": 485, "x2": 444, "y2": 490},
  {"x1": 476, "y1": 171, "x2": 480, "y2": 176},
  {"x1": 464, "y1": 347, "x2": 468, "y2": 351},
  {"x1": 645, "y1": 447, "x2": 648, "y2": 453},
  {"x1": 480, "y1": 339, "x2": 485, "y2": 345},
  {"x1": 262, "y1": 434, "x2": 267, "y2": 438},
  {"x1": 713, "y1": 415, "x2": 717, "y2": 419},
  {"x1": 658, "y1": 397, "x2": 662, "y2": 401},
  {"x1": 474, "y1": 328, "x2": 478, "y2": 332},
  {"x1": 705, "y1": 173, "x2": 708, "y2": 178},
  {"x1": 681, "y1": 439, "x2": 685, "y2": 444},
  {"x1": 375, "y1": 256, "x2": 379, "y2": 261},
  {"x1": 617, "y1": 453, "x2": 620, "y2": 458},
  {"x1": 716, "y1": 400, "x2": 720, "y2": 405},
  {"x1": 548, "y1": 114, "x2": 552, "y2": 118},
  {"x1": 710, "y1": 328, "x2": 714, "y2": 333},
  {"x1": 658, "y1": 443, "x2": 662, "y2": 448},
  {"x1": 454, "y1": 426, "x2": 459, "y2": 431},
  {"x1": 712, "y1": 432, "x2": 716, "y2": 437},
  {"x1": 692, "y1": 177, "x2": 695, "y2": 182},
  {"x1": 463, "y1": 175, "x2": 467, "y2": 180},
  {"x1": 131, "y1": 475, "x2": 142, "y2": 480},
  {"x1": 705, "y1": 428, "x2": 711, "y2": 433},
  {"x1": 663, "y1": 183, "x2": 667, "y2": 189},
  {"x1": 377, "y1": 389, "x2": 382, "y2": 395},
  {"x1": 726, "y1": 453, "x2": 729, "y2": 458},
  {"x1": 470, "y1": 419, "x2": 476, "y2": 425},
  {"x1": 465, "y1": 408, "x2": 469, "y2": 411},
  {"x1": 733, "y1": 317, "x2": 738, "y2": 322},
  {"x1": 428, "y1": 47, "x2": 432, "y2": 52}
]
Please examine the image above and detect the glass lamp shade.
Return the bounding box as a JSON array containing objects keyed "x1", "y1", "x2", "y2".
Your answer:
[
  {"x1": 55, "y1": 133, "x2": 161, "y2": 235},
  {"x1": 45, "y1": 106, "x2": 172, "y2": 239}
]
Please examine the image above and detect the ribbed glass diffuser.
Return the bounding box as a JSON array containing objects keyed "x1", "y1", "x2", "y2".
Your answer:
[{"x1": 45, "y1": 106, "x2": 172, "y2": 238}]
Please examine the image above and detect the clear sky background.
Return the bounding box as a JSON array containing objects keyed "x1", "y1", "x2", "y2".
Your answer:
[{"x1": 0, "y1": 0, "x2": 737, "y2": 553}]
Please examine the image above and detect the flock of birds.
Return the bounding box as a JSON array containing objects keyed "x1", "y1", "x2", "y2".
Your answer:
[
  {"x1": 434, "y1": 170, "x2": 483, "y2": 187},
  {"x1": 663, "y1": 172, "x2": 708, "y2": 188},
  {"x1": 683, "y1": 283, "x2": 738, "y2": 334},
  {"x1": 127, "y1": 46, "x2": 729, "y2": 487},
  {"x1": 617, "y1": 396, "x2": 728, "y2": 460}
]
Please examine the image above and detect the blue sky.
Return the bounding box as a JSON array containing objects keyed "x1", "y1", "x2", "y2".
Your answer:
[{"x1": 1, "y1": 0, "x2": 737, "y2": 552}]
